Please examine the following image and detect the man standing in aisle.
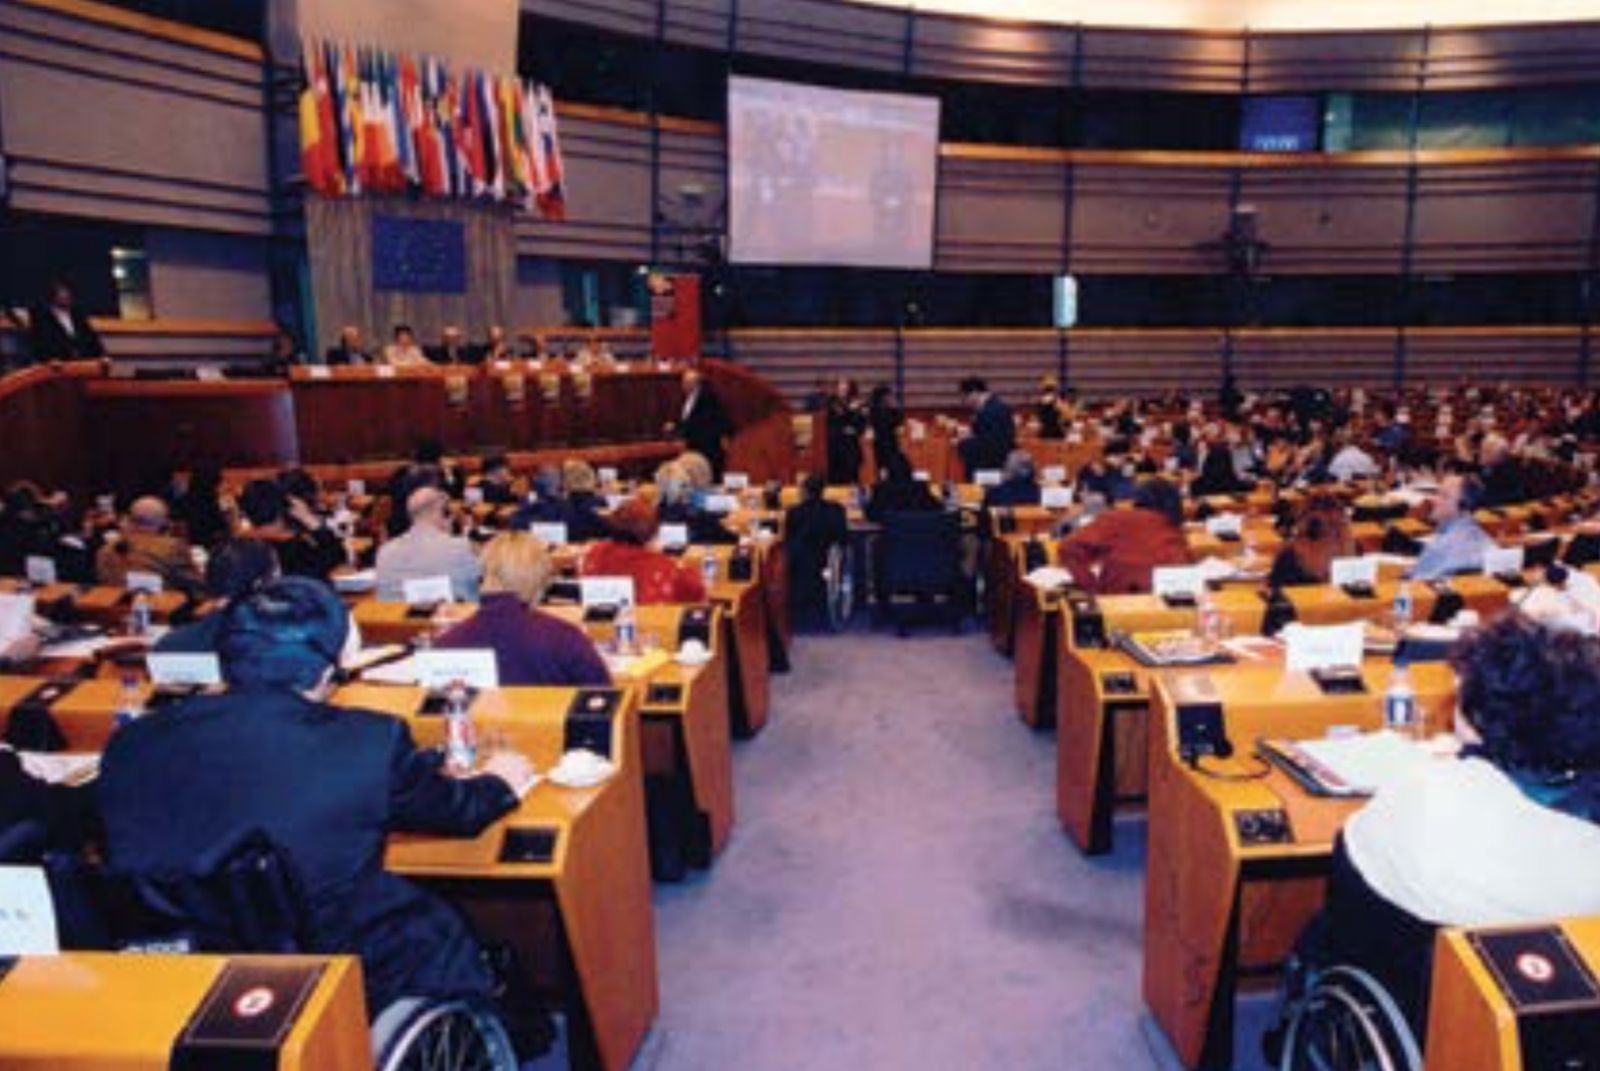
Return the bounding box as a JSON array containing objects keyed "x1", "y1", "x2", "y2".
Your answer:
[
  {"x1": 672, "y1": 368, "x2": 732, "y2": 480},
  {"x1": 957, "y1": 376, "x2": 1014, "y2": 481}
]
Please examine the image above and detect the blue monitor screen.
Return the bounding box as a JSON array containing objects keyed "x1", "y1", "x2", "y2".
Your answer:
[
  {"x1": 372, "y1": 215, "x2": 467, "y2": 293},
  {"x1": 1240, "y1": 96, "x2": 1321, "y2": 153}
]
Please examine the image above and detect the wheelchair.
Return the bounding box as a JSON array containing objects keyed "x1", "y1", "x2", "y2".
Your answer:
[
  {"x1": 1270, "y1": 962, "x2": 1422, "y2": 1071},
  {"x1": 822, "y1": 541, "x2": 855, "y2": 632},
  {"x1": 43, "y1": 832, "x2": 520, "y2": 1071}
]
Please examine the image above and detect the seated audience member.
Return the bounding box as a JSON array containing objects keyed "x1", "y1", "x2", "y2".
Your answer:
[
  {"x1": 1268, "y1": 494, "x2": 1356, "y2": 587},
  {"x1": 1480, "y1": 433, "x2": 1528, "y2": 507},
  {"x1": 171, "y1": 466, "x2": 230, "y2": 550},
  {"x1": 0, "y1": 482, "x2": 62, "y2": 575},
  {"x1": 1058, "y1": 477, "x2": 1193, "y2": 595},
  {"x1": 956, "y1": 376, "x2": 1015, "y2": 481},
  {"x1": 559, "y1": 459, "x2": 613, "y2": 544},
  {"x1": 26, "y1": 278, "x2": 105, "y2": 362},
  {"x1": 324, "y1": 324, "x2": 369, "y2": 366},
  {"x1": 579, "y1": 498, "x2": 707, "y2": 605},
  {"x1": 785, "y1": 474, "x2": 849, "y2": 623},
  {"x1": 1410, "y1": 474, "x2": 1496, "y2": 581},
  {"x1": 0, "y1": 633, "x2": 40, "y2": 670},
  {"x1": 1189, "y1": 441, "x2": 1254, "y2": 498},
  {"x1": 1076, "y1": 456, "x2": 1134, "y2": 505},
  {"x1": 99, "y1": 578, "x2": 535, "y2": 1019},
  {"x1": 983, "y1": 450, "x2": 1042, "y2": 510},
  {"x1": 474, "y1": 454, "x2": 519, "y2": 507},
  {"x1": 1035, "y1": 378, "x2": 1066, "y2": 440},
  {"x1": 154, "y1": 538, "x2": 280, "y2": 654},
  {"x1": 508, "y1": 465, "x2": 566, "y2": 530},
  {"x1": 1, "y1": 733, "x2": 97, "y2": 858},
  {"x1": 1307, "y1": 615, "x2": 1600, "y2": 1035},
  {"x1": 96, "y1": 496, "x2": 202, "y2": 595},
  {"x1": 384, "y1": 324, "x2": 431, "y2": 367},
  {"x1": 480, "y1": 324, "x2": 514, "y2": 363},
  {"x1": 657, "y1": 461, "x2": 737, "y2": 545},
  {"x1": 238, "y1": 478, "x2": 344, "y2": 581},
  {"x1": 866, "y1": 455, "x2": 940, "y2": 523},
  {"x1": 435, "y1": 533, "x2": 609, "y2": 686},
  {"x1": 375, "y1": 487, "x2": 481, "y2": 602},
  {"x1": 265, "y1": 326, "x2": 303, "y2": 373},
  {"x1": 1326, "y1": 433, "x2": 1382, "y2": 482},
  {"x1": 427, "y1": 325, "x2": 474, "y2": 365}
]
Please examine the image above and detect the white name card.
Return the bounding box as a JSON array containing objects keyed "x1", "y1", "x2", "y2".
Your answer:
[
  {"x1": 724, "y1": 472, "x2": 750, "y2": 491},
  {"x1": 530, "y1": 522, "x2": 568, "y2": 546},
  {"x1": 125, "y1": 571, "x2": 163, "y2": 594},
  {"x1": 415, "y1": 648, "x2": 499, "y2": 690},
  {"x1": 581, "y1": 576, "x2": 636, "y2": 609},
  {"x1": 1330, "y1": 556, "x2": 1378, "y2": 589},
  {"x1": 376, "y1": 364, "x2": 397, "y2": 379},
  {"x1": 1152, "y1": 566, "x2": 1203, "y2": 600},
  {"x1": 308, "y1": 365, "x2": 332, "y2": 380},
  {"x1": 1041, "y1": 487, "x2": 1074, "y2": 509},
  {"x1": 402, "y1": 575, "x2": 454, "y2": 605},
  {"x1": 0, "y1": 866, "x2": 59, "y2": 954},
  {"x1": 24, "y1": 555, "x2": 56, "y2": 585},
  {"x1": 597, "y1": 467, "x2": 619, "y2": 486},
  {"x1": 0, "y1": 593, "x2": 34, "y2": 645},
  {"x1": 1205, "y1": 514, "x2": 1243, "y2": 538},
  {"x1": 195, "y1": 366, "x2": 225, "y2": 383},
  {"x1": 659, "y1": 523, "x2": 689, "y2": 550},
  {"x1": 913, "y1": 470, "x2": 931, "y2": 483},
  {"x1": 703, "y1": 493, "x2": 737, "y2": 515},
  {"x1": 1042, "y1": 465, "x2": 1067, "y2": 485},
  {"x1": 463, "y1": 486, "x2": 484, "y2": 508},
  {"x1": 1483, "y1": 545, "x2": 1525, "y2": 576},
  {"x1": 347, "y1": 479, "x2": 366, "y2": 497},
  {"x1": 974, "y1": 469, "x2": 1003, "y2": 488},
  {"x1": 1285, "y1": 622, "x2": 1365, "y2": 673},
  {"x1": 146, "y1": 652, "x2": 223, "y2": 688}
]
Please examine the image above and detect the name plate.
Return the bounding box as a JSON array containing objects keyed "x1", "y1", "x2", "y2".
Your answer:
[
  {"x1": 703, "y1": 493, "x2": 737, "y2": 515},
  {"x1": 659, "y1": 523, "x2": 689, "y2": 550},
  {"x1": 125, "y1": 571, "x2": 163, "y2": 594},
  {"x1": 308, "y1": 365, "x2": 332, "y2": 380},
  {"x1": 0, "y1": 866, "x2": 57, "y2": 954},
  {"x1": 346, "y1": 479, "x2": 366, "y2": 497},
  {"x1": 146, "y1": 652, "x2": 223, "y2": 688},
  {"x1": 1205, "y1": 514, "x2": 1243, "y2": 538},
  {"x1": 1042, "y1": 465, "x2": 1067, "y2": 484},
  {"x1": 401, "y1": 576, "x2": 454, "y2": 606},
  {"x1": 723, "y1": 472, "x2": 750, "y2": 491},
  {"x1": 375, "y1": 364, "x2": 396, "y2": 379},
  {"x1": 415, "y1": 648, "x2": 499, "y2": 690},
  {"x1": 1284, "y1": 622, "x2": 1364, "y2": 673},
  {"x1": 1483, "y1": 545, "x2": 1525, "y2": 577},
  {"x1": 1330, "y1": 556, "x2": 1378, "y2": 589},
  {"x1": 1041, "y1": 487, "x2": 1074, "y2": 509},
  {"x1": 1151, "y1": 566, "x2": 1203, "y2": 601},
  {"x1": 24, "y1": 555, "x2": 56, "y2": 586},
  {"x1": 463, "y1": 487, "x2": 484, "y2": 508},
  {"x1": 597, "y1": 466, "x2": 619, "y2": 486},
  {"x1": 974, "y1": 470, "x2": 1003, "y2": 488},
  {"x1": 580, "y1": 576, "x2": 636, "y2": 609}
]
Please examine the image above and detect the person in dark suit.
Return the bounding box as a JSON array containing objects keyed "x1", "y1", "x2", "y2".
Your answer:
[
  {"x1": 426, "y1": 325, "x2": 476, "y2": 366},
  {"x1": 673, "y1": 369, "x2": 733, "y2": 479},
  {"x1": 957, "y1": 376, "x2": 1015, "y2": 481},
  {"x1": 99, "y1": 578, "x2": 536, "y2": 1019},
  {"x1": 27, "y1": 279, "x2": 105, "y2": 362},
  {"x1": 825, "y1": 378, "x2": 867, "y2": 485},
  {"x1": 154, "y1": 538, "x2": 281, "y2": 655},
  {"x1": 1035, "y1": 378, "x2": 1066, "y2": 440},
  {"x1": 982, "y1": 450, "x2": 1042, "y2": 510},
  {"x1": 867, "y1": 384, "x2": 907, "y2": 476},
  {"x1": 323, "y1": 324, "x2": 370, "y2": 366},
  {"x1": 1, "y1": 742, "x2": 96, "y2": 861},
  {"x1": 785, "y1": 474, "x2": 849, "y2": 626},
  {"x1": 866, "y1": 454, "x2": 940, "y2": 523}
]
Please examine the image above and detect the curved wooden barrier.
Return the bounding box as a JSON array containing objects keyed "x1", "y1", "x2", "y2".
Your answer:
[{"x1": 702, "y1": 358, "x2": 798, "y2": 483}]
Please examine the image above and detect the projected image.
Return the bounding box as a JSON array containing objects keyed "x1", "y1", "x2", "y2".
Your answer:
[{"x1": 729, "y1": 76, "x2": 940, "y2": 269}]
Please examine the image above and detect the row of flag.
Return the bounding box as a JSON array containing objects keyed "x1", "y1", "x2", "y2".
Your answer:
[{"x1": 297, "y1": 39, "x2": 566, "y2": 218}]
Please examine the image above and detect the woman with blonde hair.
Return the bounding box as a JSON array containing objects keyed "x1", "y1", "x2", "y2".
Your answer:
[{"x1": 435, "y1": 531, "x2": 609, "y2": 685}]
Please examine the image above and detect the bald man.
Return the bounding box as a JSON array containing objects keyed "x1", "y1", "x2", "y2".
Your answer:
[
  {"x1": 96, "y1": 495, "x2": 202, "y2": 594},
  {"x1": 374, "y1": 487, "x2": 481, "y2": 602}
]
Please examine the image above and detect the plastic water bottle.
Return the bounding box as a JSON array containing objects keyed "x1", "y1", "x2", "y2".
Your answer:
[
  {"x1": 128, "y1": 592, "x2": 152, "y2": 636},
  {"x1": 1385, "y1": 666, "x2": 1419, "y2": 738},
  {"x1": 1392, "y1": 582, "x2": 1414, "y2": 630},
  {"x1": 1197, "y1": 590, "x2": 1224, "y2": 646},
  {"x1": 443, "y1": 681, "x2": 476, "y2": 775},
  {"x1": 615, "y1": 598, "x2": 638, "y2": 655},
  {"x1": 701, "y1": 550, "x2": 719, "y2": 588},
  {"x1": 114, "y1": 672, "x2": 143, "y2": 730}
]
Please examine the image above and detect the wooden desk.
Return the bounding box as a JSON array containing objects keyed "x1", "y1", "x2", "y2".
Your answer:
[
  {"x1": 333, "y1": 684, "x2": 659, "y2": 1071},
  {"x1": 0, "y1": 953, "x2": 368, "y2": 1069},
  {"x1": 1425, "y1": 917, "x2": 1600, "y2": 1070},
  {"x1": 698, "y1": 544, "x2": 772, "y2": 737},
  {"x1": 349, "y1": 599, "x2": 476, "y2": 646},
  {"x1": 1143, "y1": 662, "x2": 1458, "y2": 1070},
  {"x1": 0, "y1": 580, "x2": 189, "y2": 628}
]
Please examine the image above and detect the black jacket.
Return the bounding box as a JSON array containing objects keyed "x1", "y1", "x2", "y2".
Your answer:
[
  {"x1": 784, "y1": 497, "x2": 849, "y2": 614},
  {"x1": 99, "y1": 688, "x2": 518, "y2": 1010},
  {"x1": 0, "y1": 748, "x2": 96, "y2": 860},
  {"x1": 27, "y1": 303, "x2": 105, "y2": 361},
  {"x1": 681, "y1": 384, "x2": 733, "y2": 471},
  {"x1": 959, "y1": 395, "x2": 1015, "y2": 477}
]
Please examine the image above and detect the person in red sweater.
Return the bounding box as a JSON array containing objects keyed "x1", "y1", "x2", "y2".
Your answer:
[
  {"x1": 1058, "y1": 477, "x2": 1193, "y2": 595},
  {"x1": 579, "y1": 497, "x2": 708, "y2": 604}
]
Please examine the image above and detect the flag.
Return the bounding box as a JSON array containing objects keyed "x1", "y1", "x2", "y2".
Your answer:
[
  {"x1": 298, "y1": 40, "x2": 338, "y2": 194},
  {"x1": 477, "y1": 70, "x2": 503, "y2": 200},
  {"x1": 458, "y1": 70, "x2": 486, "y2": 195},
  {"x1": 336, "y1": 43, "x2": 363, "y2": 194},
  {"x1": 398, "y1": 54, "x2": 423, "y2": 190},
  {"x1": 533, "y1": 85, "x2": 566, "y2": 220}
]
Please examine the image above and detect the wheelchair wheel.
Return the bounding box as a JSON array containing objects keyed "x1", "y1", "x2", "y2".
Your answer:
[
  {"x1": 372, "y1": 995, "x2": 519, "y2": 1071},
  {"x1": 1278, "y1": 966, "x2": 1421, "y2": 1071},
  {"x1": 824, "y1": 543, "x2": 854, "y2": 632}
]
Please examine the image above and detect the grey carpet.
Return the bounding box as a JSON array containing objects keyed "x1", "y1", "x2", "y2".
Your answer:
[{"x1": 633, "y1": 629, "x2": 1279, "y2": 1071}]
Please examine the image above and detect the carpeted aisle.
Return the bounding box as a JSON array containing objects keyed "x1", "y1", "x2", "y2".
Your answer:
[{"x1": 634, "y1": 629, "x2": 1269, "y2": 1070}]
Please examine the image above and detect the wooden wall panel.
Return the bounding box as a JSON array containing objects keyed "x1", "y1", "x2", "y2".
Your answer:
[
  {"x1": 909, "y1": 14, "x2": 1075, "y2": 86},
  {"x1": 0, "y1": 364, "x2": 93, "y2": 495},
  {"x1": 1411, "y1": 158, "x2": 1598, "y2": 273},
  {"x1": 1066, "y1": 329, "x2": 1223, "y2": 396},
  {"x1": 734, "y1": 0, "x2": 907, "y2": 72},
  {"x1": 655, "y1": 125, "x2": 727, "y2": 267},
  {"x1": 901, "y1": 329, "x2": 1059, "y2": 410},
  {"x1": 1425, "y1": 22, "x2": 1600, "y2": 90},
  {"x1": 1070, "y1": 163, "x2": 1234, "y2": 274},
  {"x1": 1231, "y1": 328, "x2": 1397, "y2": 390},
  {"x1": 516, "y1": 114, "x2": 654, "y2": 261},
  {"x1": 935, "y1": 156, "x2": 1067, "y2": 273},
  {"x1": 662, "y1": 0, "x2": 731, "y2": 51},
  {"x1": 1246, "y1": 29, "x2": 1425, "y2": 93},
  {"x1": 1075, "y1": 28, "x2": 1244, "y2": 92},
  {"x1": 725, "y1": 329, "x2": 896, "y2": 401},
  {"x1": 521, "y1": 0, "x2": 657, "y2": 38},
  {"x1": 1239, "y1": 165, "x2": 1408, "y2": 274},
  {"x1": 0, "y1": 0, "x2": 269, "y2": 235},
  {"x1": 1403, "y1": 327, "x2": 1582, "y2": 385}
]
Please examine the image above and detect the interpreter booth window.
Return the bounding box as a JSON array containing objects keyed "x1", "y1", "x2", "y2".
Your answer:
[
  {"x1": 559, "y1": 262, "x2": 649, "y2": 329},
  {"x1": 0, "y1": 212, "x2": 135, "y2": 319},
  {"x1": 111, "y1": 247, "x2": 152, "y2": 321}
]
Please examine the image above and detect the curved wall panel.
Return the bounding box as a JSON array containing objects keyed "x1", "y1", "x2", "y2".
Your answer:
[{"x1": 934, "y1": 154, "x2": 1067, "y2": 273}]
